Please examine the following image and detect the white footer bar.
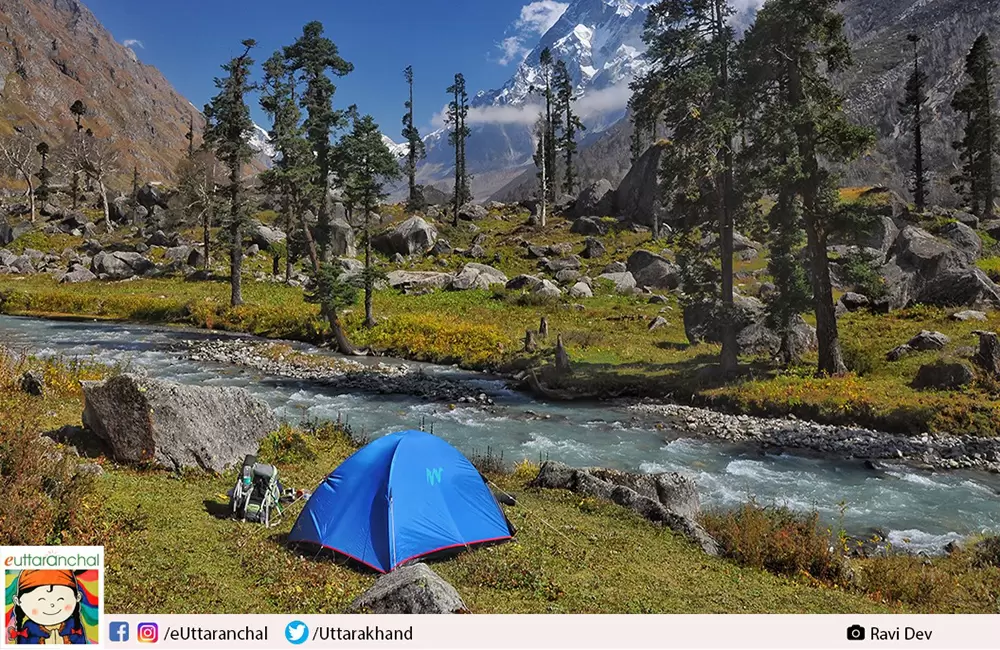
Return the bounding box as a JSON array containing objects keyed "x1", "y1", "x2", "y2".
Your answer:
[{"x1": 88, "y1": 614, "x2": 997, "y2": 650}]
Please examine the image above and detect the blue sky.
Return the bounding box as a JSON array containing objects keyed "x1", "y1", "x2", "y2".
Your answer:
[{"x1": 84, "y1": 0, "x2": 573, "y2": 139}]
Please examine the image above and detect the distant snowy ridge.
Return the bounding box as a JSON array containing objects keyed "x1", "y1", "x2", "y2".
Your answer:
[{"x1": 382, "y1": 134, "x2": 410, "y2": 159}]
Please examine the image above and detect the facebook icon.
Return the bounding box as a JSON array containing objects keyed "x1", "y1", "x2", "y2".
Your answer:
[{"x1": 110, "y1": 622, "x2": 130, "y2": 642}]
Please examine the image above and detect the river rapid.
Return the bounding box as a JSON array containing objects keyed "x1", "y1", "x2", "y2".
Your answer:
[{"x1": 4, "y1": 314, "x2": 1000, "y2": 553}]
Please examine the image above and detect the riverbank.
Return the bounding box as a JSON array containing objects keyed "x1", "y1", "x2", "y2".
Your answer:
[
  {"x1": 4, "y1": 270, "x2": 1000, "y2": 442},
  {"x1": 182, "y1": 331, "x2": 1000, "y2": 472}
]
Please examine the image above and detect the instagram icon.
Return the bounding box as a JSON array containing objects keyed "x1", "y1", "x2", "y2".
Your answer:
[{"x1": 137, "y1": 622, "x2": 159, "y2": 643}]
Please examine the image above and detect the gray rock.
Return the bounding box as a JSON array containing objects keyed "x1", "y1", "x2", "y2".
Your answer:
[
  {"x1": 908, "y1": 330, "x2": 950, "y2": 351},
  {"x1": 373, "y1": 216, "x2": 437, "y2": 257},
  {"x1": 839, "y1": 292, "x2": 870, "y2": 312},
  {"x1": 146, "y1": 230, "x2": 172, "y2": 247},
  {"x1": 165, "y1": 246, "x2": 192, "y2": 263},
  {"x1": 466, "y1": 244, "x2": 486, "y2": 259},
  {"x1": 59, "y1": 267, "x2": 97, "y2": 284},
  {"x1": 881, "y1": 225, "x2": 1000, "y2": 310},
  {"x1": 91, "y1": 251, "x2": 152, "y2": 280},
  {"x1": 81, "y1": 374, "x2": 278, "y2": 472},
  {"x1": 506, "y1": 274, "x2": 542, "y2": 290},
  {"x1": 627, "y1": 250, "x2": 681, "y2": 290},
  {"x1": 245, "y1": 244, "x2": 260, "y2": 257},
  {"x1": 0, "y1": 220, "x2": 31, "y2": 246},
  {"x1": 328, "y1": 214, "x2": 357, "y2": 258},
  {"x1": 458, "y1": 203, "x2": 489, "y2": 221},
  {"x1": 570, "y1": 216, "x2": 609, "y2": 236},
  {"x1": 543, "y1": 256, "x2": 582, "y2": 273},
  {"x1": 10, "y1": 256, "x2": 36, "y2": 274},
  {"x1": 526, "y1": 245, "x2": 548, "y2": 259},
  {"x1": 429, "y1": 239, "x2": 453, "y2": 256},
  {"x1": 887, "y1": 344, "x2": 914, "y2": 362},
  {"x1": 554, "y1": 269, "x2": 581, "y2": 284},
  {"x1": 392, "y1": 252, "x2": 406, "y2": 265},
  {"x1": 531, "y1": 461, "x2": 717, "y2": 555},
  {"x1": 386, "y1": 271, "x2": 453, "y2": 292},
  {"x1": 573, "y1": 179, "x2": 614, "y2": 218},
  {"x1": 450, "y1": 263, "x2": 507, "y2": 291},
  {"x1": 649, "y1": 316, "x2": 668, "y2": 331},
  {"x1": 953, "y1": 212, "x2": 979, "y2": 229},
  {"x1": 913, "y1": 361, "x2": 975, "y2": 391},
  {"x1": 937, "y1": 221, "x2": 981, "y2": 263},
  {"x1": 582, "y1": 237, "x2": 607, "y2": 259},
  {"x1": 350, "y1": 563, "x2": 468, "y2": 614},
  {"x1": 0, "y1": 249, "x2": 17, "y2": 266},
  {"x1": 187, "y1": 248, "x2": 206, "y2": 268},
  {"x1": 952, "y1": 310, "x2": 988, "y2": 322},
  {"x1": 737, "y1": 315, "x2": 817, "y2": 358},
  {"x1": 597, "y1": 271, "x2": 637, "y2": 294},
  {"x1": 973, "y1": 331, "x2": 1000, "y2": 376},
  {"x1": 532, "y1": 279, "x2": 562, "y2": 298},
  {"x1": 614, "y1": 142, "x2": 667, "y2": 227},
  {"x1": 252, "y1": 222, "x2": 287, "y2": 251},
  {"x1": 20, "y1": 370, "x2": 44, "y2": 396},
  {"x1": 602, "y1": 261, "x2": 626, "y2": 274},
  {"x1": 546, "y1": 242, "x2": 574, "y2": 257},
  {"x1": 568, "y1": 281, "x2": 593, "y2": 298},
  {"x1": 684, "y1": 295, "x2": 765, "y2": 345}
]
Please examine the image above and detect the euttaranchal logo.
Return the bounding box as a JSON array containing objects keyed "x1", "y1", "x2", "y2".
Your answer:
[{"x1": 2, "y1": 547, "x2": 104, "y2": 647}]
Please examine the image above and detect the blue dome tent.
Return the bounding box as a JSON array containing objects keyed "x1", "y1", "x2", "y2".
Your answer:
[{"x1": 288, "y1": 430, "x2": 514, "y2": 573}]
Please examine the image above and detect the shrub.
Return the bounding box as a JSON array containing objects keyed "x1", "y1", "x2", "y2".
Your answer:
[
  {"x1": 972, "y1": 536, "x2": 1000, "y2": 568},
  {"x1": 857, "y1": 556, "x2": 957, "y2": 607},
  {"x1": 701, "y1": 502, "x2": 847, "y2": 583},
  {"x1": 257, "y1": 425, "x2": 317, "y2": 464},
  {"x1": 841, "y1": 339, "x2": 882, "y2": 377},
  {"x1": 840, "y1": 248, "x2": 886, "y2": 299}
]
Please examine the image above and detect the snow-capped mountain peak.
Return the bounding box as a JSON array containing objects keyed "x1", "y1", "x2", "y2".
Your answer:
[
  {"x1": 382, "y1": 134, "x2": 410, "y2": 159},
  {"x1": 247, "y1": 122, "x2": 275, "y2": 159}
]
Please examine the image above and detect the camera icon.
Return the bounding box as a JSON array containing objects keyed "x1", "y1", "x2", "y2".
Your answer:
[{"x1": 847, "y1": 625, "x2": 866, "y2": 641}]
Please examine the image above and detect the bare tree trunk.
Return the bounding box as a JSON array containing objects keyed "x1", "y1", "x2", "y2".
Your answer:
[
  {"x1": 716, "y1": 0, "x2": 738, "y2": 375},
  {"x1": 26, "y1": 176, "x2": 35, "y2": 223},
  {"x1": 284, "y1": 195, "x2": 293, "y2": 283},
  {"x1": 99, "y1": 179, "x2": 111, "y2": 231},
  {"x1": 230, "y1": 219, "x2": 243, "y2": 307},
  {"x1": 203, "y1": 212, "x2": 211, "y2": 270},
  {"x1": 297, "y1": 208, "x2": 359, "y2": 356},
  {"x1": 363, "y1": 206, "x2": 375, "y2": 328}
]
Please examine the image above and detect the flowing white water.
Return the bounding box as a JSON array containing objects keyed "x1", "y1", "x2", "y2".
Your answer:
[{"x1": 5, "y1": 315, "x2": 1000, "y2": 553}]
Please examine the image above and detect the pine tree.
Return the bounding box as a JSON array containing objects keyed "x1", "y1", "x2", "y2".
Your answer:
[
  {"x1": 69, "y1": 99, "x2": 87, "y2": 210},
  {"x1": 402, "y1": 65, "x2": 427, "y2": 211},
  {"x1": 535, "y1": 48, "x2": 557, "y2": 203},
  {"x1": 952, "y1": 34, "x2": 997, "y2": 219},
  {"x1": 34, "y1": 141, "x2": 51, "y2": 207},
  {"x1": 203, "y1": 39, "x2": 257, "y2": 307},
  {"x1": 185, "y1": 113, "x2": 196, "y2": 158},
  {"x1": 446, "y1": 72, "x2": 471, "y2": 225},
  {"x1": 899, "y1": 34, "x2": 928, "y2": 212},
  {"x1": 633, "y1": 0, "x2": 742, "y2": 373},
  {"x1": 341, "y1": 114, "x2": 402, "y2": 327},
  {"x1": 741, "y1": 0, "x2": 874, "y2": 375},
  {"x1": 284, "y1": 22, "x2": 354, "y2": 258},
  {"x1": 553, "y1": 59, "x2": 584, "y2": 196}
]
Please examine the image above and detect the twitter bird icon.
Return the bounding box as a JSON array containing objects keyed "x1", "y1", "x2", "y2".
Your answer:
[{"x1": 285, "y1": 620, "x2": 309, "y2": 645}]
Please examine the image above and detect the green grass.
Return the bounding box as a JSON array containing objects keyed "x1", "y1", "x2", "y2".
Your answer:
[{"x1": 96, "y1": 430, "x2": 893, "y2": 615}]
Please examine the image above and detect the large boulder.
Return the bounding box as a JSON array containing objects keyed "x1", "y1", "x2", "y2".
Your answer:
[
  {"x1": 91, "y1": 251, "x2": 153, "y2": 280},
  {"x1": 570, "y1": 216, "x2": 609, "y2": 236},
  {"x1": 736, "y1": 315, "x2": 818, "y2": 358},
  {"x1": 937, "y1": 221, "x2": 981, "y2": 263},
  {"x1": 328, "y1": 214, "x2": 357, "y2": 258},
  {"x1": 252, "y1": 222, "x2": 287, "y2": 252},
  {"x1": 136, "y1": 184, "x2": 170, "y2": 212},
  {"x1": 627, "y1": 250, "x2": 681, "y2": 290},
  {"x1": 913, "y1": 360, "x2": 975, "y2": 391},
  {"x1": 373, "y1": 216, "x2": 438, "y2": 257},
  {"x1": 350, "y1": 563, "x2": 468, "y2": 614},
  {"x1": 543, "y1": 256, "x2": 582, "y2": 273},
  {"x1": 506, "y1": 274, "x2": 542, "y2": 290},
  {"x1": 450, "y1": 263, "x2": 507, "y2": 291},
  {"x1": 597, "y1": 271, "x2": 637, "y2": 294},
  {"x1": 386, "y1": 270, "x2": 454, "y2": 292},
  {"x1": 531, "y1": 461, "x2": 717, "y2": 555},
  {"x1": 0, "y1": 219, "x2": 31, "y2": 246},
  {"x1": 614, "y1": 142, "x2": 667, "y2": 227},
  {"x1": 572, "y1": 179, "x2": 615, "y2": 218},
  {"x1": 532, "y1": 279, "x2": 562, "y2": 298},
  {"x1": 458, "y1": 203, "x2": 489, "y2": 221},
  {"x1": 582, "y1": 237, "x2": 606, "y2": 259},
  {"x1": 831, "y1": 215, "x2": 899, "y2": 255},
  {"x1": 81, "y1": 374, "x2": 278, "y2": 472},
  {"x1": 880, "y1": 225, "x2": 1000, "y2": 310},
  {"x1": 684, "y1": 295, "x2": 765, "y2": 345},
  {"x1": 59, "y1": 265, "x2": 96, "y2": 284}
]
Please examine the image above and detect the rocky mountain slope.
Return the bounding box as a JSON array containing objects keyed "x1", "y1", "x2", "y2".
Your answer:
[
  {"x1": 0, "y1": 0, "x2": 206, "y2": 183},
  {"x1": 493, "y1": 0, "x2": 1000, "y2": 204}
]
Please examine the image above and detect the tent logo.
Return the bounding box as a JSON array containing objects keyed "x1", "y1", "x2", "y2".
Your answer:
[{"x1": 426, "y1": 467, "x2": 443, "y2": 486}]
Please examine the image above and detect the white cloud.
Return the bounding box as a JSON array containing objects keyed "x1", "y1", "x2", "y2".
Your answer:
[
  {"x1": 123, "y1": 38, "x2": 144, "y2": 49},
  {"x1": 494, "y1": 1, "x2": 569, "y2": 66},
  {"x1": 498, "y1": 37, "x2": 529, "y2": 66},
  {"x1": 574, "y1": 82, "x2": 632, "y2": 121},
  {"x1": 515, "y1": 0, "x2": 569, "y2": 35}
]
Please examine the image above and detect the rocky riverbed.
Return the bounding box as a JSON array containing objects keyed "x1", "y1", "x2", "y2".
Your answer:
[
  {"x1": 630, "y1": 402, "x2": 1000, "y2": 473},
  {"x1": 185, "y1": 339, "x2": 496, "y2": 405}
]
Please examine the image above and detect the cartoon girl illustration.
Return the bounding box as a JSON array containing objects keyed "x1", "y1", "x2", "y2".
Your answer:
[{"x1": 9, "y1": 570, "x2": 88, "y2": 645}]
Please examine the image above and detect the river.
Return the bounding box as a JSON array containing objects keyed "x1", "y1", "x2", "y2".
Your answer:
[{"x1": 3, "y1": 314, "x2": 1000, "y2": 552}]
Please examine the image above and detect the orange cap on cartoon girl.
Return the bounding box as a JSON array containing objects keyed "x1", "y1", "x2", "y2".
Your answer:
[{"x1": 16, "y1": 570, "x2": 77, "y2": 592}]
